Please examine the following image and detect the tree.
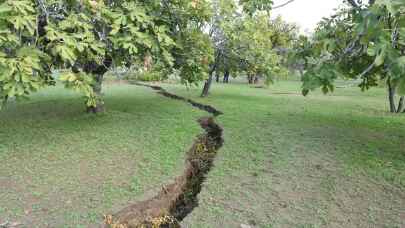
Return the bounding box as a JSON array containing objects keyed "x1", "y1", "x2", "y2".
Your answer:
[
  {"x1": 0, "y1": 0, "x2": 213, "y2": 112},
  {"x1": 201, "y1": 0, "x2": 291, "y2": 97},
  {"x1": 230, "y1": 14, "x2": 289, "y2": 85},
  {"x1": 301, "y1": 0, "x2": 405, "y2": 113},
  {"x1": 201, "y1": 0, "x2": 236, "y2": 97}
]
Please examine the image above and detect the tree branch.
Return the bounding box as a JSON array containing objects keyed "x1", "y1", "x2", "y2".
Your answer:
[
  {"x1": 346, "y1": 0, "x2": 359, "y2": 8},
  {"x1": 272, "y1": 0, "x2": 296, "y2": 10},
  {"x1": 397, "y1": 96, "x2": 404, "y2": 113},
  {"x1": 358, "y1": 62, "x2": 374, "y2": 78}
]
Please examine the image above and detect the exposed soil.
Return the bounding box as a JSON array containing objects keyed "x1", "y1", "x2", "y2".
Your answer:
[{"x1": 103, "y1": 83, "x2": 224, "y2": 228}]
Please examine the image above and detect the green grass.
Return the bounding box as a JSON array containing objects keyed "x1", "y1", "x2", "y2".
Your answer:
[
  {"x1": 1, "y1": 80, "x2": 404, "y2": 227},
  {"x1": 165, "y1": 81, "x2": 405, "y2": 228},
  {"x1": 0, "y1": 84, "x2": 204, "y2": 227}
]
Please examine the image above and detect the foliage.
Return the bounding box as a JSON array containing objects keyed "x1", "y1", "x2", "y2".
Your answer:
[
  {"x1": 124, "y1": 63, "x2": 168, "y2": 82},
  {"x1": 0, "y1": 0, "x2": 50, "y2": 107},
  {"x1": 239, "y1": 0, "x2": 274, "y2": 15},
  {"x1": 300, "y1": 0, "x2": 405, "y2": 112},
  {"x1": 206, "y1": 0, "x2": 293, "y2": 86},
  {"x1": 229, "y1": 14, "x2": 290, "y2": 84},
  {"x1": 174, "y1": 27, "x2": 214, "y2": 86},
  {"x1": 59, "y1": 71, "x2": 97, "y2": 107},
  {"x1": 0, "y1": 0, "x2": 213, "y2": 110}
]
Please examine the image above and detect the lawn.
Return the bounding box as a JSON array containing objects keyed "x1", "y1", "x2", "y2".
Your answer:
[{"x1": 1, "y1": 80, "x2": 405, "y2": 227}]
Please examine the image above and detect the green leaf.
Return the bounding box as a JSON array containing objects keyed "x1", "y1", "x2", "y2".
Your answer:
[{"x1": 374, "y1": 51, "x2": 385, "y2": 66}]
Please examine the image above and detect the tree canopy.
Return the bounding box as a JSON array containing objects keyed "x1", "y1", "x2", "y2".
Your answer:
[
  {"x1": 200, "y1": 0, "x2": 296, "y2": 96},
  {"x1": 300, "y1": 0, "x2": 405, "y2": 113},
  {"x1": 0, "y1": 0, "x2": 213, "y2": 111}
]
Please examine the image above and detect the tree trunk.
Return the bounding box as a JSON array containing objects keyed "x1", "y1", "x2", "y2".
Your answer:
[
  {"x1": 201, "y1": 72, "x2": 214, "y2": 97},
  {"x1": 215, "y1": 73, "x2": 220, "y2": 83},
  {"x1": 397, "y1": 96, "x2": 404, "y2": 113},
  {"x1": 298, "y1": 69, "x2": 304, "y2": 80},
  {"x1": 201, "y1": 52, "x2": 220, "y2": 97},
  {"x1": 143, "y1": 52, "x2": 152, "y2": 72},
  {"x1": 254, "y1": 75, "x2": 259, "y2": 84},
  {"x1": 82, "y1": 58, "x2": 112, "y2": 113},
  {"x1": 223, "y1": 70, "x2": 229, "y2": 83},
  {"x1": 87, "y1": 74, "x2": 105, "y2": 113},
  {"x1": 247, "y1": 75, "x2": 254, "y2": 84},
  {"x1": 387, "y1": 80, "x2": 396, "y2": 113}
]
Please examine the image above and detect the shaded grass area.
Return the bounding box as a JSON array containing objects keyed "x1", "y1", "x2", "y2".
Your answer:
[
  {"x1": 0, "y1": 84, "x2": 204, "y2": 227},
  {"x1": 160, "y1": 81, "x2": 405, "y2": 228}
]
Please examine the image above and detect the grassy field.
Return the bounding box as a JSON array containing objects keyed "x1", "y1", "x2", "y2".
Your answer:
[{"x1": 1, "y1": 80, "x2": 404, "y2": 227}]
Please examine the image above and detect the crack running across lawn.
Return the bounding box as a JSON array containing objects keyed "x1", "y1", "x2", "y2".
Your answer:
[{"x1": 103, "y1": 82, "x2": 224, "y2": 228}]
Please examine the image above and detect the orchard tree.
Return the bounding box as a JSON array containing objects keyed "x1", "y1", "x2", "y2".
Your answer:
[
  {"x1": 201, "y1": 0, "x2": 292, "y2": 97},
  {"x1": 200, "y1": 0, "x2": 236, "y2": 97},
  {"x1": 301, "y1": 0, "x2": 405, "y2": 113},
  {"x1": 0, "y1": 0, "x2": 212, "y2": 112},
  {"x1": 230, "y1": 14, "x2": 289, "y2": 85}
]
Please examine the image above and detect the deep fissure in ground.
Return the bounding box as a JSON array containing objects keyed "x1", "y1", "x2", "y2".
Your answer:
[{"x1": 103, "y1": 83, "x2": 224, "y2": 228}]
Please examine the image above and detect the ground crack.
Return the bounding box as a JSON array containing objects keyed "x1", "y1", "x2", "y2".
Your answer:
[
  {"x1": 131, "y1": 82, "x2": 223, "y2": 117},
  {"x1": 103, "y1": 83, "x2": 224, "y2": 228}
]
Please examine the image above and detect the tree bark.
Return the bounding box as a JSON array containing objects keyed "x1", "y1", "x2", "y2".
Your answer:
[
  {"x1": 223, "y1": 70, "x2": 229, "y2": 83},
  {"x1": 201, "y1": 52, "x2": 220, "y2": 97},
  {"x1": 86, "y1": 74, "x2": 105, "y2": 113},
  {"x1": 215, "y1": 73, "x2": 220, "y2": 83},
  {"x1": 201, "y1": 72, "x2": 214, "y2": 98},
  {"x1": 247, "y1": 75, "x2": 254, "y2": 84},
  {"x1": 387, "y1": 80, "x2": 396, "y2": 113},
  {"x1": 83, "y1": 58, "x2": 112, "y2": 113},
  {"x1": 347, "y1": 0, "x2": 359, "y2": 7},
  {"x1": 298, "y1": 68, "x2": 304, "y2": 80},
  {"x1": 397, "y1": 96, "x2": 404, "y2": 113},
  {"x1": 254, "y1": 75, "x2": 259, "y2": 84}
]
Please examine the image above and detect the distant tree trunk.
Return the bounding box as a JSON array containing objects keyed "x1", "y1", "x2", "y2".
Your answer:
[
  {"x1": 83, "y1": 58, "x2": 112, "y2": 113},
  {"x1": 143, "y1": 52, "x2": 152, "y2": 72},
  {"x1": 201, "y1": 72, "x2": 214, "y2": 97},
  {"x1": 215, "y1": 73, "x2": 220, "y2": 83},
  {"x1": 254, "y1": 75, "x2": 259, "y2": 84},
  {"x1": 2, "y1": 95, "x2": 8, "y2": 107},
  {"x1": 387, "y1": 79, "x2": 396, "y2": 113},
  {"x1": 201, "y1": 52, "x2": 220, "y2": 97},
  {"x1": 247, "y1": 75, "x2": 254, "y2": 84},
  {"x1": 223, "y1": 70, "x2": 229, "y2": 83},
  {"x1": 298, "y1": 69, "x2": 304, "y2": 80},
  {"x1": 87, "y1": 74, "x2": 105, "y2": 113},
  {"x1": 201, "y1": 65, "x2": 218, "y2": 97},
  {"x1": 397, "y1": 96, "x2": 404, "y2": 113}
]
